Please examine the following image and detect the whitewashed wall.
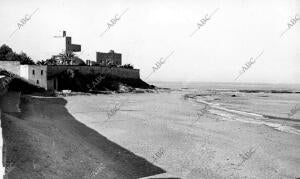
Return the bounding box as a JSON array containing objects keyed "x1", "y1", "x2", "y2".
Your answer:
[{"x1": 0, "y1": 109, "x2": 4, "y2": 178}]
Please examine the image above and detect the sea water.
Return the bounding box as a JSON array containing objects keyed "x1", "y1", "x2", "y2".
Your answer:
[{"x1": 151, "y1": 81, "x2": 300, "y2": 135}]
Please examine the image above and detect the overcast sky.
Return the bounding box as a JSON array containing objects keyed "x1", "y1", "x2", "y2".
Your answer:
[{"x1": 0, "y1": 0, "x2": 299, "y2": 84}]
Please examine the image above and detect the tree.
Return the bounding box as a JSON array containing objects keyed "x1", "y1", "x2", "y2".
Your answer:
[
  {"x1": 0, "y1": 44, "x2": 35, "y2": 65},
  {"x1": 5, "y1": 52, "x2": 21, "y2": 62},
  {"x1": 0, "y1": 44, "x2": 13, "y2": 61},
  {"x1": 57, "y1": 52, "x2": 75, "y2": 65},
  {"x1": 36, "y1": 60, "x2": 46, "y2": 65},
  {"x1": 120, "y1": 64, "x2": 134, "y2": 69},
  {"x1": 19, "y1": 52, "x2": 35, "y2": 65},
  {"x1": 39, "y1": 51, "x2": 86, "y2": 66},
  {"x1": 44, "y1": 56, "x2": 58, "y2": 65},
  {"x1": 71, "y1": 56, "x2": 86, "y2": 66}
]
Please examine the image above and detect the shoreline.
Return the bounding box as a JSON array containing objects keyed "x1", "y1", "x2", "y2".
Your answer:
[
  {"x1": 1, "y1": 89, "x2": 299, "y2": 178},
  {"x1": 184, "y1": 91, "x2": 300, "y2": 136},
  {"x1": 65, "y1": 91, "x2": 300, "y2": 178}
]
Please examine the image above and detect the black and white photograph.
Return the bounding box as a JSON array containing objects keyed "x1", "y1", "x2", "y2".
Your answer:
[{"x1": 0, "y1": 0, "x2": 299, "y2": 178}]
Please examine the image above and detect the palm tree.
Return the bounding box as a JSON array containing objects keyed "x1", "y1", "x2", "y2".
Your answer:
[{"x1": 58, "y1": 51, "x2": 75, "y2": 65}]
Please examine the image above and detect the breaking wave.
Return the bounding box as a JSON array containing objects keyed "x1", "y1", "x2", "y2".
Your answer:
[{"x1": 186, "y1": 94, "x2": 300, "y2": 135}]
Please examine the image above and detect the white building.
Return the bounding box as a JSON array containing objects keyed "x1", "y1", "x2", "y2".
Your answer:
[
  {"x1": 0, "y1": 61, "x2": 47, "y2": 89},
  {"x1": 20, "y1": 65, "x2": 47, "y2": 89}
]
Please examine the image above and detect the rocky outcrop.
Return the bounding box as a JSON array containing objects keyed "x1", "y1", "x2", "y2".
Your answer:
[{"x1": 54, "y1": 69, "x2": 155, "y2": 93}]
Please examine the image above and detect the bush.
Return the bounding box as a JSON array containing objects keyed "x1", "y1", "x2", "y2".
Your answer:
[
  {"x1": 120, "y1": 64, "x2": 134, "y2": 69},
  {"x1": 0, "y1": 44, "x2": 35, "y2": 65},
  {"x1": 54, "y1": 69, "x2": 154, "y2": 92}
]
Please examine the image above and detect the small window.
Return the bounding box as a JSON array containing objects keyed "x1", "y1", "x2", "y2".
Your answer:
[
  {"x1": 32, "y1": 70, "x2": 35, "y2": 75},
  {"x1": 41, "y1": 70, "x2": 43, "y2": 75},
  {"x1": 37, "y1": 80, "x2": 39, "y2": 84}
]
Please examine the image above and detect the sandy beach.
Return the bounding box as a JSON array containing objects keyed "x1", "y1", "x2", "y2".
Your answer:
[
  {"x1": 66, "y1": 90, "x2": 300, "y2": 179},
  {"x1": 2, "y1": 87, "x2": 300, "y2": 178},
  {"x1": 1, "y1": 0, "x2": 299, "y2": 178}
]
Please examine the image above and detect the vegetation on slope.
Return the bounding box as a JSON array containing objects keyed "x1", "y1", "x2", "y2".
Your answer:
[{"x1": 55, "y1": 69, "x2": 155, "y2": 92}]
